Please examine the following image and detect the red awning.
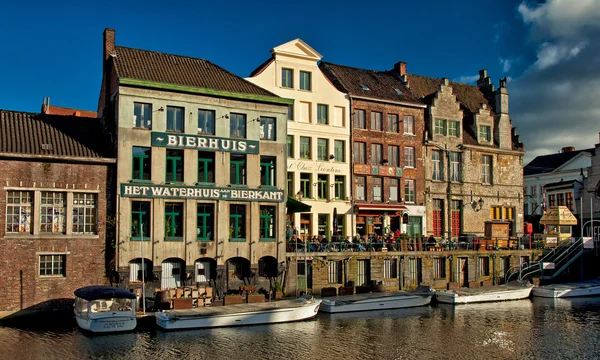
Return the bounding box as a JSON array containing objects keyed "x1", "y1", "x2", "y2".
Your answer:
[{"x1": 355, "y1": 204, "x2": 408, "y2": 217}]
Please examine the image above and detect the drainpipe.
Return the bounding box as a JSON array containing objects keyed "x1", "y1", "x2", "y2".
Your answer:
[{"x1": 349, "y1": 96, "x2": 355, "y2": 240}]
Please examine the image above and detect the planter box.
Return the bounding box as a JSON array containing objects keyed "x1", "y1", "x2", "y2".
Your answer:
[
  {"x1": 447, "y1": 282, "x2": 459, "y2": 290},
  {"x1": 356, "y1": 286, "x2": 371, "y2": 294},
  {"x1": 224, "y1": 295, "x2": 243, "y2": 305},
  {"x1": 481, "y1": 281, "x2": 493, "y2": 287},
  {"x1": 247, "y1": 294, "x2": 265, "y2": 303},
  {"x1": 339, "y1": 286, "x2": 354, "y2": 296},
  {"x1": 321, "y1": 287, "x2": 337, "y2": 297},
  {"x1": 275, "y1": 291, "x2": 285, "y2": 300},
  {"x1": 468, "y1": 281, "x2": 480, "y2": 288},
  {"x1": 172, "y1": 298, "x2": 193, "y2": 309}
]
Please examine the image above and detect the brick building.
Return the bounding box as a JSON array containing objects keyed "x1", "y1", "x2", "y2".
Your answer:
[
  {"x1": 320, "y1": 61, "x2": 427, "y2": 238},
  {"x1": 98, "y1": 29, "x2": 291, "y2": 296},
  {"x1": 0, "y1": 110, "x2": 114, "y2": 311}
]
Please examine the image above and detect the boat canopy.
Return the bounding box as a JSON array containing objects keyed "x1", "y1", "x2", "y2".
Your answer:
[{"x1": 74, "y1": 286, "x2": 137, "y2": 301}]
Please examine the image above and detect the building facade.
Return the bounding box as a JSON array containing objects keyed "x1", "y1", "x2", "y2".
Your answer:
[
  {"x1": 247, "y1": 39, "x2": 352, "y2": 241},
  {"x1": 581, "y1": 136, "x2": 600, "y2": 241},
  {"x1": 320, "y1": 61, "x2": 427, "y2": 238},
  {"x1": 0, "y1": 110, "x2": 114, "y2": 311},
  {"x1": 98, "y1": 29, "x2": 291, "y2": 295},
  {"x1": 406, "y1": 70, "x2": 525, "y2": 241}
]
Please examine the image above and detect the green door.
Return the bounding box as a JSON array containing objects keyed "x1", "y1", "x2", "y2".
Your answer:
[{"x1": 407, "y1": 216, "x2": 422, "y2": 238}]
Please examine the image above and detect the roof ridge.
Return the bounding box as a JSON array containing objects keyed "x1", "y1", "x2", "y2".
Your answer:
[
  {"x1": 321, "y1": 61, "x2": 387, "y2": 73},
  {"x1": 116, "y1": 45, "x2": 209, "y2": 63}
]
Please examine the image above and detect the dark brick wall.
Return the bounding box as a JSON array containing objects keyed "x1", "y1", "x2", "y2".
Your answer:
[{"x1": 0, "y1": 158, "x2": 113, "y2": 311}]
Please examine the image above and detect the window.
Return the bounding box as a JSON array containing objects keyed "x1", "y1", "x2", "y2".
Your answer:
[
  {"x1": 434, "y1": 118, "x2": 447, "y2": 135},
  {"x1": 318, "y1": 214, "x2": 329, "y2": 240},
  {"x1": 373, "y1": 178, "x2": 382, "y2": 202},
  {"x1": 371, "y1": 144, "x2": 383, "y2": 165},
  {"x1": 354, "y1": 109, "x2": 366, "y2": 129},
  {"x1": 282, "y1": 68, "x2": 293, "y2": 88},
  {"x1": 40, "y1": 192, "x2": 65, "y2": 233},
  {"x1": 405, "y1": 179, "x2": 415, "y2": 203},
  {"x1": 299, "y1": 71, "x2": 311, "y2": 90},
  {"x1": 355, "y1": 176, "x2": 366, "y2": 201},
  {"x1": 404, "y1": 115, "x2": 415, "y2": 135},
  {"x1": 384, "y1": 259, "x2": 397, "y2": 278},
  {"x1": 387, "y1": 114, "x2": 399, "y2": 132},
  {"x1": 549, "y1": 194, "x2": 556, "y2": 207},
  {"x1": 165, "y1": 203, "x2": 183, "y2": 240},
  {"x1": 198, "y1": 151, "x2": 215, "y2": 183},
  {"x1": 557, "y1": 193, "x2": 565, "y2": 206},
  {"x1": 404, "y1": 147, "x2": 415, "y2": 168},
  {"x1": 287, "y1": 172, "x2": 294, "y2": 196},
  {"x1": 388, "y1": 146, "x2": 399, "y2": 167},
  {"x1": 229, "y1": 204, "x2": 246, "y2": 241},
  {"x1": 300, "y1": 137, "x2": 311, "y2": 159},
  {"x1": 72, "y1": 193, "x2": 97, "y2": 234},
  {"x1": 433, "y1": 258, "x2": 446, "y2": 279},
  {"x1": 478, "y1": 257, "x2": 490, "y2": 276},
  {"x1": 531, "y1": 185, "x2": 537, "y2": 196},
  {"x1": 334, "y1": 176, "x2": 345, "y2": 200},
  {"x1": 371, "y1": 112, "x2": 382, "y2": 131},
  {"x1": 432, "y1": 150, "x2": 442, "y2": 181},
  {"x1": 334, "y1": 140, "x2": 345, "y2": 162},
  {"x1": 317, "y1": 174, "x2": 328, "y2": 200},
  {"x1": 287, "y1": 104, "x2": 294, "y2": 120},
  {"x1": 197, "y1": 109, "x2": 215, "y2": 135},
  {"x1": 389, "y1": 179, "x2": 398, "y2": 202},
  {"x1": 328, "y1": 261, "x2": 342, "y2": 284},
  {"x1": 6, "y1": 190, "x2": 33, "y2": 233},
  {"x1": 230, "y1": 113, "x2": 246, "y2": 138},
  {"x1": 260, "y1": 156, "x2": 276, "y2": 187},
  {"x1": 451, "y1": 200, "x2": 461, "y2": 236},
  {"x1": 134, "y1": 102, "x2": 152, "y2": 129},
  {"x1": 260, "y1": 206, "x2": 275, "y2": 241},
  {"x1": 482, "y1": 155, "x2": 492, "y2": 184},
  {"x1": 132, "y1": 146, "x2": 151, "y2": 181},
  {"x1": 433, "y1": 199, "x2": 444, "y2": 237},
  {"x1": 566, "y1": 192, "x2": 574, "y2": 211},
  {"x1": 230, "y1": 154, "x2": 246, "y2": 185},
  {"x1": 260, "y1": 117, "x2": 276, "y2": 141},
  {"x1": 287, "y1": 135, "x2": 294, "y2": 158},
  {"x1": 300, "y1": 173, "x2": 311, "y2": 199},
  {"x1": 131, "y1": 201, "x2": 150, "y2": 240},
  {"x1": 490, "y1": 206, "x2": 514, "y2": 220},
  {"x1": 166, "y1": 149, "x2": 184, "y2": 183},
  {"x1": 39, "y1": 254, "x2": 65, "y2": 277},
  {"x1": 449, "y1": 151, "x2": 461, "y2": 182},
  {"x1": 299, "y1": 102, "x2": 311, "y2": 123},
  {"x1": 166, "y1": 106, "x2": 184, "y2": 132},
  {"x1": 318, "y1": 138, "x2": 328, "y2": 161},
  {"x1": 448, "y1": 121, "x2": 459, "y2": 137},
  {"x1": 333, "y1": 106, "x2": 345, "y2": 127},
  {"x1": 354, "y1": 142, "x2": 366, "y2": 164},
  {"x1": 317, "y1": 104, "x2": 328, "y2": 125},
  {"x1": 480, "y1": 125, "x2": 491, "y2": 141}
]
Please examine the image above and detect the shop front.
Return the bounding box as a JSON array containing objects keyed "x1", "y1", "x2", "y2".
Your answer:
[{"x1": 355, "y1": 204, "x2": 408, "y2": 238}]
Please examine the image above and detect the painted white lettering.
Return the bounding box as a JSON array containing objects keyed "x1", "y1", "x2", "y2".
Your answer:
[
  {"x1": 150, "y1": 187, "x2": 163, "y2": 196},
  {"x1": 132, "y1": 186, "x2": 141, "y2": 196},
  {"x1": 185, "y1": 137, "x2": 197, "y2": 148},
  {"x1": 209, "y1": 138, "x2": 218, "y2": 149},
  {"x1": 238, "y1": 141, "x2": 247, "y2": 152},
  {"x1": 167, "y1": 135, "x2": 178, "y2": 146},
  {"x1": 124, "y1": 185, "x2": 133, "y2": 195},
  {"x1": 222, "y1": 140, "x2": 231, "y2": 150},
  {"x1": 141, "y1": 187, "x2": 150, "y2": 196},
  {"x1": 178, "y1": 136, "x2": 185, "y2": 147},
  {"x1": 231, "y1": 190, "x2": 238, "y2": 198},
  {"x1": 198, "y1": 137, "x2": 208, "y2": 149}
]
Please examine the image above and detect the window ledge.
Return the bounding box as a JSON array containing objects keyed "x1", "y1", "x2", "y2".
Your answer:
[
  {"x1": 228, "y1": 184, "x2": 248, "y2": 188},
  {"x1": 132, "y1": 127, "x2": 152, "y2": 131},
  {"x1": 165, "y1": 130, "x2": 184, "y2": 133},
  {"x1": 259, "y1": 185, "x2": 277, "y2": 189},
  {"x1": 39, "y1": 276, "x2": 66, "y2": 280},
  {"x1": 259, "y1": 238, "x2": 276, "y2": 242},
  {"x1": 197, "y1": 238, "x2": 213, "y2": 242},
  {"x1": 197, "y1": 132, "x2": 215, "y2": 136},
  {"x1": 229, "y1": 238, "x2": 246, "y2": 242},
  {"x1": 165, "y1": 181, "x2": 184, "y2": 185},
  {"x1": 165, "y1": 237, "x2": 184, "y2": 242},
  {"x1": 130, "y1": 238, "x2": 151, "y2": 241},
  {"x1": 130, "y1": 179, "x2": 153, "y2": 184},
  {"x1": 5, "y1": 234, "x2": 99, "y2": 240},
  {"x1": 195, "y1": 182, "x2": 216, "y2": 186}
]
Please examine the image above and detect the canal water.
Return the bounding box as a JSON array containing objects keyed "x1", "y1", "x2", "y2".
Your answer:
[{"x1": 2, "y1": 297, "x2": 600, "y2": 360}]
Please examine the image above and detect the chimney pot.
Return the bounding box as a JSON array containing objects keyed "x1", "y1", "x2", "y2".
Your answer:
[
  {"x1": 479, "y1": 69, "x2": 487, "y2": 80},
  {"x1": 561, "y1": 146, "x2": 575, "y2": 153},
  {"x1": 103, "y1": 28, "x2": 116, "y2": 61},
  {"x1": 394, "y1": 61, "x2": 407, "y2": 76},
  {"x1": 442, "y1": 77, "x2": 450, "y2": 86}
]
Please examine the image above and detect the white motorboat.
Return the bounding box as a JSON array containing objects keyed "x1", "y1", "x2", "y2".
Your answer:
[
  {"x1": 532, "y1": 280, "x2": 600, "y2": 298},
  {"x1": 319, "y1": 287, "x2": 434, "y2": 314},
  {"x1": 74, "y1": 286, "x2": 137, "y2": 333},
  {"x1": 435, "y1": 281, "x2": 534, "y2": 305},
  {"x1": 155, "y1": 295, "x2": 321, "y2": 330}
]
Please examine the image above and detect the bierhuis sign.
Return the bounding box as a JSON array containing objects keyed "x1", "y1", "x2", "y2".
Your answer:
[
  {"x1": 120, "y1": 184, "x2": 284, "y2": 202},
  {"x1": 151, "y1": 132, "x2": 259, "y2": 154}
]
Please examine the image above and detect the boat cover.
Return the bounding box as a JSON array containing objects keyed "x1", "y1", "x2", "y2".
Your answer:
[{"x1": 74, "y1": 286, "x2": 137, "y2": 300}]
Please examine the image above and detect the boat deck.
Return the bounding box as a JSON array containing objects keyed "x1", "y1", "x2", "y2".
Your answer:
[
  {"x1": 164, "y1": 297, "x2": 310, "y2": 318},
  {"x1": 537, "y1": 280, "x2": 600, "y2": 291},
  {"x1": 443, "y1": 283, "x2": 531, "y2": 296},
  {"x1": 322, "y1": 290, "x2": 430, "y2": 304}
]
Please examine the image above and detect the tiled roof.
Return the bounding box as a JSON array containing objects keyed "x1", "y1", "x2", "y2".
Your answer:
[
  {"x1": 114, "y1": 46, "x2": 278, "y2": 98},
  {"x1": 319, "y1": 62, "x2": 423, "y2": 105},
  {"x1": 248, "y1": 57, "x2": 274, "y2": 77},
  {"x1": 42, "y1": 104, "x2": 97, "y2": 118},
  {"x1": 524, "y1": 149, "x2": 594, "y2": 176},
  {"x1": 0, "y1": 110, "x2": 113, "y2": 159}
]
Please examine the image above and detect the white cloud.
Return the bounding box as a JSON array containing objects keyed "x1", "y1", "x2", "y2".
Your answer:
[
  {"x1": 499, "y1": 58, "x2": 511, "y2": 72},
  {"x1": 533, "y1": 41, "x2": 587, "y2": 70},
  {"x1": 518, "y1": 0, "x2": 600, "y2": 39},
  {"x1": 455, "y1": 74, "x2": 479, "y2": 83}
]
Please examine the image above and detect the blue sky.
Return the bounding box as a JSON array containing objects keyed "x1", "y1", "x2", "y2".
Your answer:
[{"x1": 2, "y1": 0, "x2": 599, "y2": 163}]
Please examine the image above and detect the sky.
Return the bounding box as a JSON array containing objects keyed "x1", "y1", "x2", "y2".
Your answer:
[{"x1": 1, "y1": 0, "x2": 598, "y2": 164}]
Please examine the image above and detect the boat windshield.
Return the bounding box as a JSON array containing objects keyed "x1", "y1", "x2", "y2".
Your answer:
[
  {"x1": 89, "y1": 298, "x2": 134, "y2": 313},
  {"x1": 74, "y1": 297, "x2": 89, "y2": 315}
]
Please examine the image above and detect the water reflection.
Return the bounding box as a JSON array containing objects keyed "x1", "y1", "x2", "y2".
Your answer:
[{"x1": 1, "y1": 298, "x2": 600, "y2": 359}]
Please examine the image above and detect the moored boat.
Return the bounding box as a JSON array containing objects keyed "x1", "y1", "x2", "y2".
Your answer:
[
  {"x1": 435, "y1": 281, "x2": 533, "y2": 305},
  {"x1": 319, "y1": 287, "x2": 434, "y2": 313},
  {"x1": 532, "y1": 280, "x2": 600, "y2": 298},
  {"x1": 155, "y1": 295, "x2": 321, "y2": 330},
  {"x1": 74, "y1": 286, "x2": 137, "y2": 333}
]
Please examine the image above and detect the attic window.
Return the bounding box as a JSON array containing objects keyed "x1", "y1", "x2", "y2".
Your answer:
[
  {"x1": 394, "y1": 88, "x2": 403, "y2": 95},
  {"x1": 360, "y1": 84, "x2": 370, "y2": 91},
  {"x1": 41, "y1": 144, "x2": 52, "y2": 151}
]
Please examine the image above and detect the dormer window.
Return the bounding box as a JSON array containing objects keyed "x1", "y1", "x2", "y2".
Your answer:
[
  {"x1": 480, "y1": 125, "x2": 492, "y2": 142},
  {"x1": 360, "y1": 84, "x2": 370, "y2": 91},
  {"x1": 448, "y1": 121, "x2": 459, "y2": 137}
]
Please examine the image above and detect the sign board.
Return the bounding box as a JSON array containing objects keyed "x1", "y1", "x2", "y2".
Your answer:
[
  {"x1": 120, "y1": 184, "x2": 284, "y2": 202},
  {"x1": 542, "y1": 262, "x2": 555, "y2": 270},
  {"x1": 545, "y1": 237, "x2": 558, "y2": 244},
  {"x1": 583, "y1": 237, "x2": 594, "y2": 249},
  {"x1": 151, "y1": 132, "x2": 259, "y2": 154},
  {"x1": 540, "y1": 206, "x2": 578, "y2": 225},
  {"x1": 354, "y1": 164, "x2": 402, "y2": 177}
]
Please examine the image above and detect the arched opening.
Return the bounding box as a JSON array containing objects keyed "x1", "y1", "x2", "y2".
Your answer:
[
  {"x1": 226, "y1": 257, "x2": 252, "y2": 292},
  {"x1": 128, "y1": 258, "x2": 153, "y2": 284},
  {"x1": 193, "y1": 257, "x2": 217, "y2": 285},
  {"x1": 161, "y1": 258, "x2": 185, "y2": 289},
  {"x1": 258, "y1": 256, "x2": 278, "y2": 278}
]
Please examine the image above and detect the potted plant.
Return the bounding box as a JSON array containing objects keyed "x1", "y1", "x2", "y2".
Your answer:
[{"x1": 274, "y1": 281, "x2": 284, "y2": 299}]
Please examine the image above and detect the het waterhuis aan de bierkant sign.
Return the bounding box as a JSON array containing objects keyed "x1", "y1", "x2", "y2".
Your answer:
[
  {"x1": 151, "y1": 132, "x2": 259, "y2": 154},
  {"x1": 120, "y1": 184, "x2": 284, "y2": 202}
]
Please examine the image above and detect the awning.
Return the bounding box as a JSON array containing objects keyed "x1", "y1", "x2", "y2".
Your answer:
[
  {"x1": 356, "y1": 204, "x2": 407, "y2": 217},
  {"x1": 286, "y1": 197, "x2": 312, "y2": 214}
]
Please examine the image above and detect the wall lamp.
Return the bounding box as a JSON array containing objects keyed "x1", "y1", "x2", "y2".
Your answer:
[
  {"x1": 471, "y1": 197, "x2": 485, "y2": 212},
  {"x1": 295, "y1": 190, "x2": 303, "y2": 201},
  {"x1": 155, "y1": 107, "x2": 164, "y2": 112}
]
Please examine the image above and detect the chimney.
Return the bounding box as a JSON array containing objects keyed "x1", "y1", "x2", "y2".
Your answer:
[
  {"x1": 476, "y1": 69, "x2": 493, "y2": 91},
  {"x1": 561, "y1": 146, "x2": 575, "y2": 153},
  {"x1": 442, "y1": 77, "x2": 450, "y2": 86},
  {"x1": 103, "y1": 28, "x2": 116, "y2": 61},
  {"x1": 41, "y1": 97, "x2": 50, "y2": 114},
  {"x1": 394, "y1": 61, "x2": 407, "y2": 76},
  {"x1": 400, "y1": 74, "x2": 409, "y2": 88}
]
